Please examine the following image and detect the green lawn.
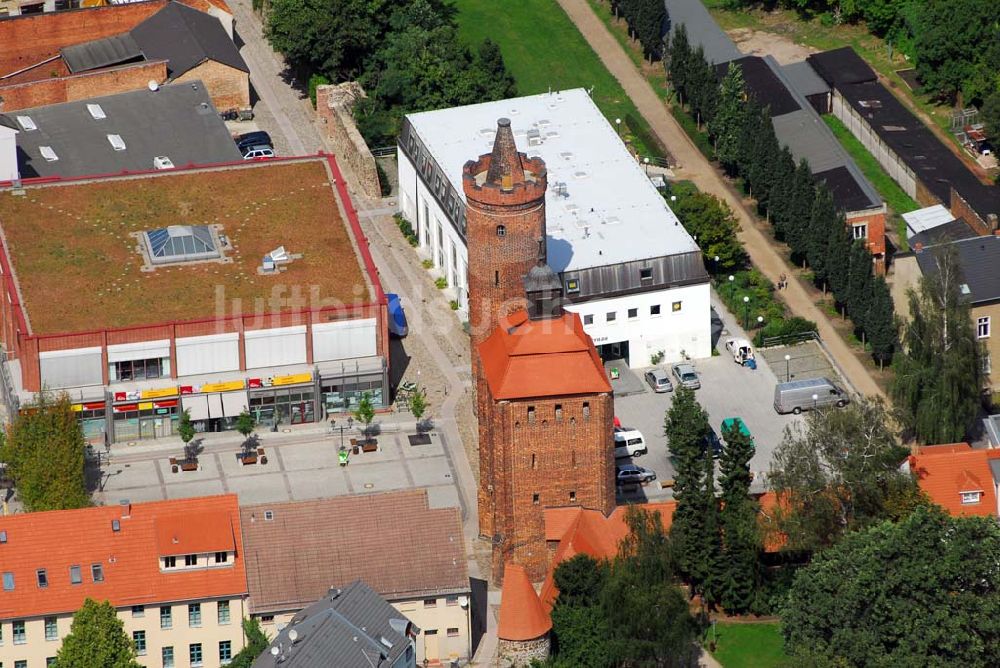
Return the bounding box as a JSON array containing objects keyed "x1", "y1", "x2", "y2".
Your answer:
[
  {"x1": 708, "y1": 621, "x2": 788, "y2": 668},
  {"x1": 822, "y1": 115, "x2": 920, "y2": 216},
  {"x1": 452, "y1": 0, "x2": 661, "y2": 157}
]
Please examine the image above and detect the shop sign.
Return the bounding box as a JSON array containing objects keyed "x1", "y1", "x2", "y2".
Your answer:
[
  {"x1": 73, "y1": 401, "x2": 106, "y2": 412},
  {"x1": 154, "y1": 399, "x2": 178, "y2": 408},
  {"x1": 138, "y1": 402, "x2": 153, "y2": 410},
  {"x1": 272, "y1": 373, "x2": 312, "y2": 387},
  {"x1": 199, "y1": 380, "x2": 246, "y2": 393},
  {"x1": 114, "y1": 390, "x2": 141, "y2": 402},
  {"x1": 180, "y1": 385, "x2": 194, "y2": 395},
  {"x1": 592, "y1": 336, "x2": 609, "y2": 344},
  {"x1": 71, "y1": 403, "x2": 83, "y2": 412},
  {"x1": 248, "y1": 378, "x2": 263, "y2": 389},
  {"x1": 155, "y1": 408, "x2": 170, "y2": 415},
  {"x1": 114, "y1": 403, "x2": 138, "y2": 413},
  {"x1": 141, "y1": 387, "x2": 178, "y2": 400}
]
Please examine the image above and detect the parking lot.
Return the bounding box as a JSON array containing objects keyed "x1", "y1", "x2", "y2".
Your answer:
[{"x1": 613, "y1": 301, "x2": 805, "y2": 501}]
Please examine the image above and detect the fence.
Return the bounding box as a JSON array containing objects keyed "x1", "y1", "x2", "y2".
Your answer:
[
  {"x1": 371, "y1": 146, "x2": 397, "y2": 158},
  {"x1": 760, "y1": 330, "x2": 818, "y2": 348},
  {"x1": 0, "y1": 347, "x2": 19, "y2": 419}
]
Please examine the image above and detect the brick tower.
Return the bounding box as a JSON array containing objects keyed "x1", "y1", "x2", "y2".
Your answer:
[{"x1": 465, "y1": 119, "x2": 615, "y2": 583}]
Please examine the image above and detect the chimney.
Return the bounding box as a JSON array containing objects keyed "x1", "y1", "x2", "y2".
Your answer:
[
  {"x1": 989, "y1": 213, "x2": 999, "y2": 233},
  {"x1": 914, "y1": 242, "x2": 923, "y2": 252},
  {"x1": 119, "y1": 499, "x2": 131, "y2": 519}
]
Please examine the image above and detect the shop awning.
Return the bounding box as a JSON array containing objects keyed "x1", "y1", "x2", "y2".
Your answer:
[
  {"x1": 221, "y1": 391, "x2": 249, "y2": 418},
  {"x1": 207, "y1": 393, "x2": 224, "y2": 419},
  {"x1": 183, "y1": 395, "x2": 209, "y2": 421}
]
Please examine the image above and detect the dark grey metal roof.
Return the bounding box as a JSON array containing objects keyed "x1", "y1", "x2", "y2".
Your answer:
[
  {"x1": 252, "y1": 581, "x2": 417, "y2": 668},
  {"x1": 780, "y1": 60, "x2": 830, "y2": 97},
  {"x1": 806, "y1": 46, "x2": 878, "y2": 86},
  {"x1": 715, "y1": 56, "x2": 801, "y2": 116},
  {"x1": 524, "y1": 262, "x2": 562, "y2": 293},
  {"x1": 665, "y1": 0, "x2": 742, "y2": 65},
  {"x1": 915, "y1": 235, "x2": 1000, "y2": 304},
  {"x1": 0, "y1": 115, "x2": 18, "y2": 132},
  {"x1": 60, "y1": 33, "x2": 143, "y2": 74},
  {"x1": 814, "y1": 166, "x2": 879, "y2": 213},
  {"x1": 908, "y1": 219, "x2": 977, "y2": 249},
  {"x1": 12, "y1": 81, "x2": 242, "y2": 179},
  {"x1": 130, "y1": 1, "x2": 248, "y2": 79}
]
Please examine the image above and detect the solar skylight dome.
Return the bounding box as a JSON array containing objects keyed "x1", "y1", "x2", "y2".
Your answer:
[{"x1": 143, "y1": 225, "x2": 220, "y2": 265}]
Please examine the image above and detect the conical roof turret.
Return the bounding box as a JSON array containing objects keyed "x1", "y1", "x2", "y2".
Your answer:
[{"x1": 485, "y1": 118, "x2": 526, "y2": 187}]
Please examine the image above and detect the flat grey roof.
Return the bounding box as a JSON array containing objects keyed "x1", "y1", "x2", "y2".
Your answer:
[
  {"x1": 665, "y1": 0, "x2": 742, "y2": 64},
  {"x1": 780, "y1": 60, "x2": 831, "y2": 98},
  {"x1": 405, "y1": 89, "x2": 699, "y2": 272},
  {"x1": 8, "y1": 81, "x2": 242, "y2": 179}
]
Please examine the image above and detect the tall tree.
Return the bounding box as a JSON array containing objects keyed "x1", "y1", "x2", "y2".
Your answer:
[
  {"x1": 664, "y1": 387, "x2": 713, "y2": 589},
  {"x1": 804, "y1": 186, "x2": 836, "y2": 280},
  {"x1": 710, "y1": 61, "x2": 747, "y2": 173},
  {"x1": 477, "y1": 39, "x2": 517, "y2": 99},
  {"x1": 768, "y1": 397, "x2": 915, "y2": 552},
  {"x1": 825, "y1": 216, "x2": 853, "y2": 305},
  {"x1": 784, "y1": 507, "x2": 1000, "y2": 666},
  {"x1": 914, "y1": 0, "x2": 1000, "y2": 103},
  {"x1": 0, "y1": 392, "x2": 89, "y2": 512},
  {"x1": 55, "y1": 599, "x2": 141, "y2": 668},
  {"x1": 845, "y1": 241, "x2": 874, "y2": 335},
  {"x1": 982, "y1": 90, "x2": 1000, "y2": 140},
  {"x1": 782, "y1": 159, "x2": 816, "y2": 253},
  {"x1": 668, "y1": 186, "x2": 746, "y2": 273},
  {"x1": 867, "y1": 275, "x2": 898, "y2": 369},
  {"x1": 766, "y1": 147, "x2": 797, "y2": 237},
  {"x1": 717, "y1": 423, "x2": 760, "y2": 614},
  {"x1": 666, "y1": 24, "x2": 692, "y2": 104},
  {"x1": 892, "y1": 248, "x2": 982, "y2": 444}
]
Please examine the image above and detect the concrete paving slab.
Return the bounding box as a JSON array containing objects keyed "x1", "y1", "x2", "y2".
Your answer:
[
  {"x1": 406, "y1": 455, "x2": 455, "y2": 488},
  {"x1": 426, "y1": 484, "x2": 462, "y2": 509},
  {"x1": 278, "y1": 441, "x2": 341, "y2": 471},
  {"x1": 165, "y1": 479, "x2": 227, "y2": 499},
  {"x1": 101, "y1": 480, "x2": 165, "y2": 503},
  {"x1": 106, "y1": 460, "x2": 160, "y2": 489},
  {"x1": 226, "y1": 473, "x2": 293, "y2": 504},
  {"x1": 346, "y1": 460, "x2": 411, "y2": 493},
  {"x1": 289, "y1": 468, "x2": 352, "y2": 501},
  {"x1": 400, "y1": 435, "x2": 446, "y2": 458}
]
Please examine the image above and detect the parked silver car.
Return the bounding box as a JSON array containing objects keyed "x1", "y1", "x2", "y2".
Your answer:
[
  {"x1": 644, "y1": 368, "x2": 673, "y2": 393},
  {"x1": 616, "y1": 463, "x2": 656, "y2": 485},
  {"x1": 672, "y1": 363, "x2": 701, "y2": 390}
]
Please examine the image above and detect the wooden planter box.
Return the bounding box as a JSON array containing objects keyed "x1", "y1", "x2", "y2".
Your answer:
[
  {"x1": 240, "y1": 455, "x2": 258, "y2": 466},
  {"x1": 180, "y1": 460, "x2": 198, "y2": 472}
]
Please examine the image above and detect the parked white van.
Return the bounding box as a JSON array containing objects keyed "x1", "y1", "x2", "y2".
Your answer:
[
  {"x1": 773, "y1": 377, "x2": 849, "y2": 414},
  {"x1": 613, "y1": 427, "x2": 647, "y2": 458}
]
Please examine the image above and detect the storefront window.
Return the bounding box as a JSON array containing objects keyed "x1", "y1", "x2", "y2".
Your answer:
[
  {"x1": 321, "y1": 374, "x2": 385, "y2": 414},
  {"x1": 113, "y1": 405, "x2": 178, "y2": 441},
  {"x1": 77, "y1": 407, "x2": 107, "y2": 445},
  {"x1": 248, "y1": 388, "x2": 316, "y2": 427},
  {"x1": 109, "y1": 357, "x2": 171, "y2": 382}
]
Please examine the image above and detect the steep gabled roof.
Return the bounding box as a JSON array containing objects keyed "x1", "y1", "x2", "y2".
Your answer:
[
  {"x1": 0, "y1": 495, "x2": 246, "y2": 620},
  {"x1": 497, "y1": 563, "x2": 551, "y2": 641},
  {"x1": 907, "y1": 443, "x2": 1000, "y2": 518},
  {"x1": 478, "y1": 309, "x2": 611, "y2": 400},
  {"x1": 131, "y1": 1, "x2": 248, "y2": 78}
]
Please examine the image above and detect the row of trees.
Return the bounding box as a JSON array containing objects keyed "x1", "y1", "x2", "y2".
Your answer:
[
  {"x1": 667, "y1": 35, "x2": 897, "y2": 366},
  {"x1": 721, "y1": 0, "x2": 1000, "y2": 108},
  {"x1": 666, "y1": 388, "x2": 762, "y2": 614},
  {"x1": 545, "y1": 507, "x2": 698, "y2": 667},
  {"x1": 609, "y1": 0, "x2": 667, "y2": 61},
  {"x1": 265, "y1": 0, "x2": 517, "y2": 146}
]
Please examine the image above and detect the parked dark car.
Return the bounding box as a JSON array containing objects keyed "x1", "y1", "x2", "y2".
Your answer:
[
  {"x1": 616, "y1": 463, "x2": 656, "y2": 485},
  {"x1": 386, "y1": 293, "x2": 408, "y2": 337},
  {"x1": 235, "y1": 131, "x2": 272, "y2": 152}
]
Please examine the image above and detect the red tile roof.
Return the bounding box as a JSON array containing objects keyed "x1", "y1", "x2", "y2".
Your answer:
[
  {"x1": 908, "y1": 443, "x2": 1000, "y2": 518},
  {"x1": 478, "y1": 310, "x2": 611, "y2": 400},
  {"x1": 240, "y1": 490, "x2": 468, "y2": 614},
  {"x1": 497, "y1": 563, "x2": 552, "y2": 641},
  {"x1": 155, "y1": 510, "x2": 236, "y2": 556},
  {"x1": 0, "y1": 495, "x2": 246, "y2": 620}
]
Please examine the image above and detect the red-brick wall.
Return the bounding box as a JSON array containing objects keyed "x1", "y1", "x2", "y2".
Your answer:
[
  {"x1": 0, "y1": 61, "x2": 167, "y2": 111},
  {"x1": 174, "y1": 60, "x2": 249, "y2": 110},
  {"x1": 0, "y1": 1, "x2": 167, "y2": 78},
  {"x1": 488, "y1": 393, "x2": 615, "y2": 582}
]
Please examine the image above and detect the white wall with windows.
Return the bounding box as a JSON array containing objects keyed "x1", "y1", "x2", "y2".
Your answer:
[{"x1": 564, "y1": 283, "x2": 712, "y2": 368}]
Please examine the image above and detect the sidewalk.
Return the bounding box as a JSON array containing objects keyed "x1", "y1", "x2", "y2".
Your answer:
[{"x1": 555, "y1": 0, "x2": 884, "y2": 399}]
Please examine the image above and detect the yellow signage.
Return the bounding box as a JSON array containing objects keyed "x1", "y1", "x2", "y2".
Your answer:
[
  {"x1": 141, "y1": 387, "x2": 178, "y2": 400},
  {"x1": 201, "y1": 380, "x2": 245, "y2": 393},
  {"x1": 71, "y1": 404, "x2": 83, "y2": 412},
  {"x1": 272, "y1": 373, "x2": 312, "y2": 386},
  {"x1": 138, "y1": 402, "x2": 154, "y2": 410}
]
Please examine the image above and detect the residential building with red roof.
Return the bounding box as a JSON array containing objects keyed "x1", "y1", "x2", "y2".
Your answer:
[
  {"x1": 0, "y1": 494, "x2": 247, "y2": 668},
  {"x1": 464, "y1": 119, "x2": 615, "y2": 584},
  {"x1": 904, "y1": 443, "x2": 1000, "y2": 518}
]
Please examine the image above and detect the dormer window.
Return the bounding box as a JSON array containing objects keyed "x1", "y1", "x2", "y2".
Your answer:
[
  {"x1": 164, "y1": 556, "x2": 176, "y2": 569},
  {"x1": 214, "y1": 551, "x2": 228, "y2": 564},
  {"x1": 961, "y1": 491, "x2": 982, "y2": 505},
  {"x1": 184, "y1": 554, "x2": 197, "y2": 567}
]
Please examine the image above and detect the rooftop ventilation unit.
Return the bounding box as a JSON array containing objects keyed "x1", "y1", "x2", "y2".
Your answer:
[
  {"x1": 87, "y1": 104, "x2": 106, "y2": 120},
  {"x1": 526, "y1": 128, "x2": 542, "y2": 146},
  {"x1": 107, "y1": 134, "x2": 126, "y2": 151},
  {"x1": 39, "y1": 146, "x2": 58, "y2": 162},
  {"x1": 16, "y1": 115, "x2": 36, "y2": 131}
]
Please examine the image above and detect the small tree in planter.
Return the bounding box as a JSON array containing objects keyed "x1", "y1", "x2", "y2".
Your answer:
[
  {"x1": 409, "y1": 388, "x2": 427, "y2": 433},
  {"x1": 353, "y1": 392, "x2": 375, "y2": 445},
  {"x1": 235, "y1": 410, "x2": 255, "y2": 451},
  {"x1": 178, "y1": 409, "x2": 195, "y2": 447}
]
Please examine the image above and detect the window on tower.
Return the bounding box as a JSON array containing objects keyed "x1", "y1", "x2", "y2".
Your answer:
[{"x1": 496, "y1": 225, "x2": 506, "y2": 237}]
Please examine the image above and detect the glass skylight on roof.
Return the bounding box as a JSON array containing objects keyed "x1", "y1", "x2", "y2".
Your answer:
[
  {"x1": 87, "y1": 104, "x2": 107, "y2": 120},
  {"x1": 143, "y1": 225, "x2": 220, "y2": 265},
  {"x1": 39, "y1": 146, "x2": 58, "y2": 162},
  {"x1": 16, "y1": 115, "x2": 36, "y2": 131},
  {"x1": 107, "y1": 134, "x2": 126, "y2": 151}
]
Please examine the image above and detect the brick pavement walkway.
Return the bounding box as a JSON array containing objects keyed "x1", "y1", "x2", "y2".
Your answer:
[{"x1": 556, "y1": 0, "x2": 884, "y2": 399}]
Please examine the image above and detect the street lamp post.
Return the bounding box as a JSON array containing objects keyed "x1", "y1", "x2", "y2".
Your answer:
[
  {"x1": 713, "y1": 255, "x2": 719, "y2": 275},
  {"x1": 812, "y1": 393, "x2": 819, "y2": 411},
  {"x1": 728, "y1": 274, "x2": 735, "y2": 302},
  {"x1": 615, "y1": 118, "x2": 622, "y2": 136},
  {"x1": 757, "y1": 315, "x2": 764, "y2": 329},
  {"x1": 742, "y1": 295, "x2": 750, "y2": 330},
  {"x1": 643, "y1": 157, "x2": 650, "y2": 176},
  {"x1": 784, "y1": 354, "x2": 791, "y2": 382}
]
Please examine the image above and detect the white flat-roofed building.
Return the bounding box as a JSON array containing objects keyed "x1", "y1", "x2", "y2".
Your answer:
[{"x1": 398, "y1": 89, "x2": 711, "y2": 367}]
